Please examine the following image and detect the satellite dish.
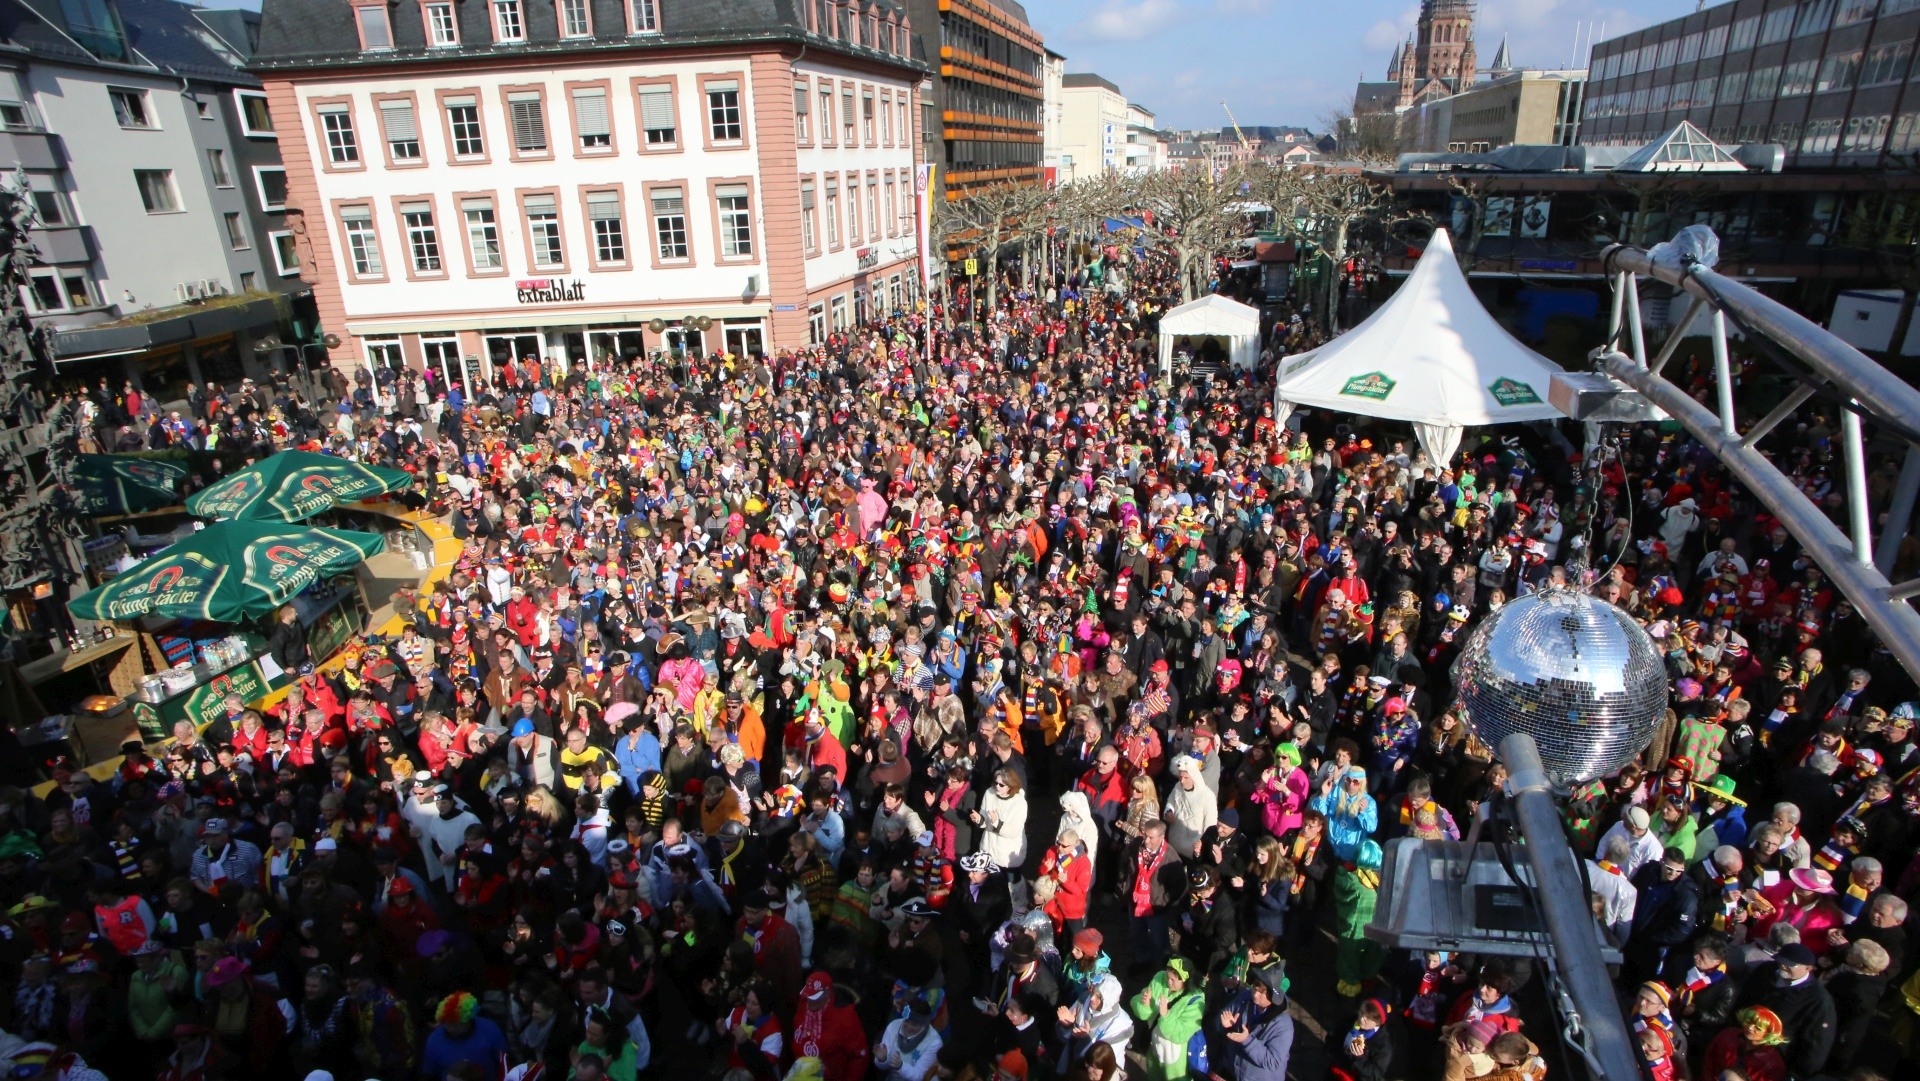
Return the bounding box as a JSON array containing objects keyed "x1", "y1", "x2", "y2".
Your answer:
[
  {"x1": 647, "y1": 318, "x2": 667, "y2": 334},
  {"x1": 321, "y1": 333, "x2": 342, "y2": 349}
]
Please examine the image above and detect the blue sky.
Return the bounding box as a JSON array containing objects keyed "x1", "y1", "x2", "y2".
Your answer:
[
  {"x1": 193, "y1": 0, "x2": 1683, "y2": 133},
  {"x1": 1026, "y1": 0, "x2": 1685, "y2": 132}
]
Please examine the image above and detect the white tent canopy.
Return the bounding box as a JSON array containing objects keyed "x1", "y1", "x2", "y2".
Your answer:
[
  {"x1": 1273, "y1": 228, "x2": 1566, "y2": 467},
  {"x1": 1158, "y1": 294, "x2": 1261, "y2": 376}
]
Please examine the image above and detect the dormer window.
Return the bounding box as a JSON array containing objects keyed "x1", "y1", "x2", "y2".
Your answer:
[
  {"x1": 560, "y1": 0, "x2": 590, "y2": 38},
  {"x1": 425, "y1": 3, "x2": 459, "y2": 47},
  {"x1": 631, "y1": 0, "x2": 659, "y2": 34},
  {"x1": 494, "y1": 0, "x2": 525, "y2": 43},
  {"x1": 356, "y1": 4, "x2": 393, "y2": 51}
]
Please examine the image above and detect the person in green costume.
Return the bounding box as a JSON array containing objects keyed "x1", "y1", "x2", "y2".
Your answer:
[
  {"x1": 1333, "y1": 839, "x2": 1386, "y2": 997},
  {"x1": 1129, "y1": 956, "x2": 1206, "y2": 1081}
]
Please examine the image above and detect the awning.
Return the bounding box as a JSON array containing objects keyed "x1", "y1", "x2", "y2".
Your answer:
[
  {"x1": 68, "y1": 521, "x2": 386, "y2": 624},
  {"x1": 186, "y1": 450, "x2": 415, "y2": 522}
]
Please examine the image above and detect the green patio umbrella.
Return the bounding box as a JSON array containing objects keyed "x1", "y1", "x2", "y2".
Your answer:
[
  {"x1": 72, "y1": 455, "x2": 189, "y2": 515},
  {"x1": 185, "y1": 450, "x2": 415, "y2": 522},
  {"x1": 68, "y1": 521, "x2": 385, "y2": 624}
]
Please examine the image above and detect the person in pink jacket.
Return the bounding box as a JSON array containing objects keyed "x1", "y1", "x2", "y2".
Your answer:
[
  {"x1": 1249, "y1": 744, "x2": 1310, "y2": 837},
  {"x1": 1750, "y1": 867, "x2": 1844, "y2": 956},
  {"x1": 656, "y1": 633, "x2": 708, "y2": 713}
]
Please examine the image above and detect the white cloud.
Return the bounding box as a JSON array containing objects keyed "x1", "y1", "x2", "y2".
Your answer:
[
  {"x1": 1475, "y1": 0, "x2": 1646, "y2": 69},
  {"x1": 1362, "y1": 3, "x2": 1420, "y2": 53},
  {"x1": 1079, "y1": 0, "x2": 1180, "y2": 42}
]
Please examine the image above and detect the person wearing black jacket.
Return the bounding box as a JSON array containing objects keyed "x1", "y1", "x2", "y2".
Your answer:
[
  {"x1": 948, "y1": 853, "x2": 1012, "y2": 959},
  {"x1": 1625, "y1": 847, "x2": 1701, "y2": 984},
  {"x1": 1178, "y1": 866, "x2": 1240, "y2": 973},
  {"x1": 1666, "y1": 935, "x2": 1741, "y2": 1052},
  {"x1": 267, "y1": 605, "x2": 311, "y2": 672},
  {"x1": 1737, "y1": 944, "x2": 1837, "y2": 1078}
]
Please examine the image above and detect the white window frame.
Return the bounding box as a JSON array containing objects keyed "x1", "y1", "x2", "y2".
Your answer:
[
  {"x1": 234, "y1": 90, "x2": 274, "y2": 138},
  {"x1": 494, "y1": 0, "x2": 526, "y2": 43},
  {"x1": 560, "y1": 0, "x2": 592, "y2": 37},
  {"x1": 587, "y1": 191, "x2": 626, "y2": 264},
  {"x1": 341, "y1": 207, "x2": 384, "y2": 277},
  {"x1": 357, "y1": 4, "x2": 394, "y2": 50},
  {"x1": 717, "y1": 185, "x2": 752, "y2": 258},
  {"x1": 403, "y1": 203, "x2": 442, "y2": 273},
  {"x1": 381, "y1": 100, "x2": 422, "y2": 161},
  {"x1": 526, "y1": 196, "x2": 563, "y2": 268},
  {"x1": 252, "y1": 166, "x2": 288, "y2": 212},
  {"x1": 321, "y1": 106, "x2": 360, "y2": 165},
  {"x1": 134, "y1": 169, "x2": 180, "y2": 214},
  {"x1": 109, "y1": 87, "x2": 155, "y2": 129},
  {"x1": 463, "y1": 199, "x2": 503, "y2": 271},
  {"x1": 270, "y1": 230, "x2": 299, "y2": 275},
  {"x1": 23, "y1": 268, "x2": 98, "y2": 314},
  {"x1": 426, "y1": 2, "x2": 459, "y2": 47},
  {"x1": 630, "y1": 0, "x2": 659, "y2": 34},
  {"x1": 708, "y1": 84, "x2": 743, "y2": 142},
  {"x1": 651, "y1": 189, "x2": 689, "y2": 261},
  {"x1": 447, "y1": 99, "x2": 485, "y2": 158}
]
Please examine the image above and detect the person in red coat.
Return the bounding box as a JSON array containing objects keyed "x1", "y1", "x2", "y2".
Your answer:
[
  {"x1": 738, "y1": 885, "x2": 803, "y2": 1011},
  {"x1": 790, "y1": 971, "x2": 870, "y2": 1081},
  {"x1": 1037, "y1": 830, "x2": 1093, "y2": 939}
]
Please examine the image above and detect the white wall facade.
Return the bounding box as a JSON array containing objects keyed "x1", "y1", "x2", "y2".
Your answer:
[
  {"x1": 792, "y1": 56, "x2": 921, "y2": 296},
  {"x1": 26, "y1": 63, "x2": 257, "y2": 315},
  {"x1": 1058, "y1": 81, "x2": 1128, "y2": 183}
]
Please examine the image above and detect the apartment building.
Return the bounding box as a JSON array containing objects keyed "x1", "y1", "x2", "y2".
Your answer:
[
  {"x1": 253, "y1": 0, "x2": 927, "y2": 373},
  {"x1": 904, "y1": 0, "x2": 1044, "y2": 199}
]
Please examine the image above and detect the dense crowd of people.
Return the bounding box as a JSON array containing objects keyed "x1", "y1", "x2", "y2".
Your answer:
[{"x1": 6, "y1": 251, "x2": 1920, "y2": 1081}]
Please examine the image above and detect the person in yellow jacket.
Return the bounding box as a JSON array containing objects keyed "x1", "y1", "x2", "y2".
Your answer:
[{"x1": 557, "y1": 727, "x2": 619, "y2": 794}]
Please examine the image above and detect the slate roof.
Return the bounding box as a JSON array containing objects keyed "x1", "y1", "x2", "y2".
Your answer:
[
  {"x1": 253, "y1": 0, "x2": 925, "y2": 74},
  {"x1": 0, "y1": 0, "x2": 259, "y2": 86}
]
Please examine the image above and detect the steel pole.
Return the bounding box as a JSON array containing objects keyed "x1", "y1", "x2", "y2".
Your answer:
[
  {"x1": 1876, "y1": 444, "x2": 1920, "y2": 575},
  {"x1": 1602, "y1": 351, "x2": 1920, "y2": 679},
  {"x1": 1501, "y1": 732, "x2": 1642, "y2": 1081}
]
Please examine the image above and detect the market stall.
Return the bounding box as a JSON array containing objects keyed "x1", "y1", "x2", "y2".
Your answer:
[
  {"x1": 66, "y1": 521, "x2": 385, "y2": 739},
  {"x1": 1273, "y1": 228, "x2": 1567, "y2": 467},
  {"x1": 1157, "y1": 294, "x2": 1262, "y2": 376}
]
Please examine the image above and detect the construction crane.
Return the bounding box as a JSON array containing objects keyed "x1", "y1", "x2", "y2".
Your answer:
[{"x1": 1221, "y1": 100, "x2": 1253, "y2": 155}]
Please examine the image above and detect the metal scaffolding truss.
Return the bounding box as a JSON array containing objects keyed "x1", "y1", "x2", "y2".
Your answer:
[{"x1": 1593, "y1": 230, "x2": 1920, "y2": 681}]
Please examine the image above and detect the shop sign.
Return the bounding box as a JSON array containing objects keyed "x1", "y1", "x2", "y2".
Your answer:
[
  {"x1": 181, "y1": 660, "x2": 267, "y2": 728},
  {"x1": 516, "y1": 278, "x2": 587, "y2": 303},
  {"x1": 773, "y1": 304, "x2": 798, "y2": 312},
  {"x1": 1339, "y1": 371, "x2": 1396, "y2": 401},
  {"x1": 1488, "y1": 377, "x2": 1542, "y2": 406},
  {"x1": 856, "y1": 247, "x2": 878, "y2": 270}
]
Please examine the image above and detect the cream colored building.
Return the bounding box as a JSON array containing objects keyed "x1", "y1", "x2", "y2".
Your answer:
[
  {"x1": 1058, "y1": 72, "x2": 1130, "y2": 182},
  {"x1": 1403, "y1": 70, "x2": 1586, "y2": 153},
  {"x1": 1042, "y1": 48, "x2": 1067, "y2": 182}
]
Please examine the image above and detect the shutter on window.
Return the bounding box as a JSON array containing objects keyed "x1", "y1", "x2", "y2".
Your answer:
[
  {"x1": 717, "y1": 184, "x2": 748, "y2": 201},
  {"x1": 380, "y1": 101, "x2": 418, "y2": 141},
  {"x1": 708, "y1": 79, "x2": 740, "y2": 94},
  {"x1": 573, "y1": 89, "x2": 611, "y2": 138},
  {"x1": 639, "y1": 87, "x2": 675, "y2": 130},
  {"x1": 509, "y1": 95, "x2": 547, "y2": 150},
  {"x1": 651, "y1": 188, "x2": 684, "y2": 214},
  {"x1": 794, "y1": 87, "x2": 809, "y2": 114},
  {"x1": 525, "y1": 194, "x2": 557, "y2": 214},
  {"x1": 801, "y1": 183, "x2": 815, "y2": 210},
  {"x1": 587, "y1": 192, "x2": 621, "y2": 221}
]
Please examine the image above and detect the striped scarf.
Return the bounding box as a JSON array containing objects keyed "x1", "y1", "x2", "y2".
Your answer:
[{"x1": 1837, "y1": 878, "x2": 1872, "y2": 922}]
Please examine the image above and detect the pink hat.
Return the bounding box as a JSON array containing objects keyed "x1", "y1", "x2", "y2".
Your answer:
[
  {"x1": 1789, "y1": 868, "x2": 1835, "y2": 895},
  {"x1": 205, "y1": 956, "x2": 250, "y2": 988}
]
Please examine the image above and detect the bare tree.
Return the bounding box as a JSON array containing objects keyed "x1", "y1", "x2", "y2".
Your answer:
[
  {"x1": 1322, "y1": 105, "x2": 1406, "y2": 165},
  {"x1": 933, "y1": 181, "x2": 1045, "y2": 316},
  {"x1": 1290, "y1": 165, "x2": 1397, "y2": 331},
  {"x1": 1127, "y1": 167, "x2": 1254, "y2": 301}
]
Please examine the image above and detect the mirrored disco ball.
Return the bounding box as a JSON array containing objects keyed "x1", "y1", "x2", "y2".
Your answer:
[{"x1": 1451, "y1": 587, "x2": 1667, "y2": 787}]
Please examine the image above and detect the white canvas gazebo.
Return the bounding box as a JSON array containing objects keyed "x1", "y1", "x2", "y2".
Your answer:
[
  {"x1": 1273, "y1": 228, "x2": 1566, "y2": 467},
  {"x1": 1158, "y1": 294, "x2": 1262, "y2": 376}
]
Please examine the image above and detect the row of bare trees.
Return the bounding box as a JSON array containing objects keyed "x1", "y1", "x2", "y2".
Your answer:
[{"x1": 931, "y1": 163, "x2": 1400, "y2": 327}]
